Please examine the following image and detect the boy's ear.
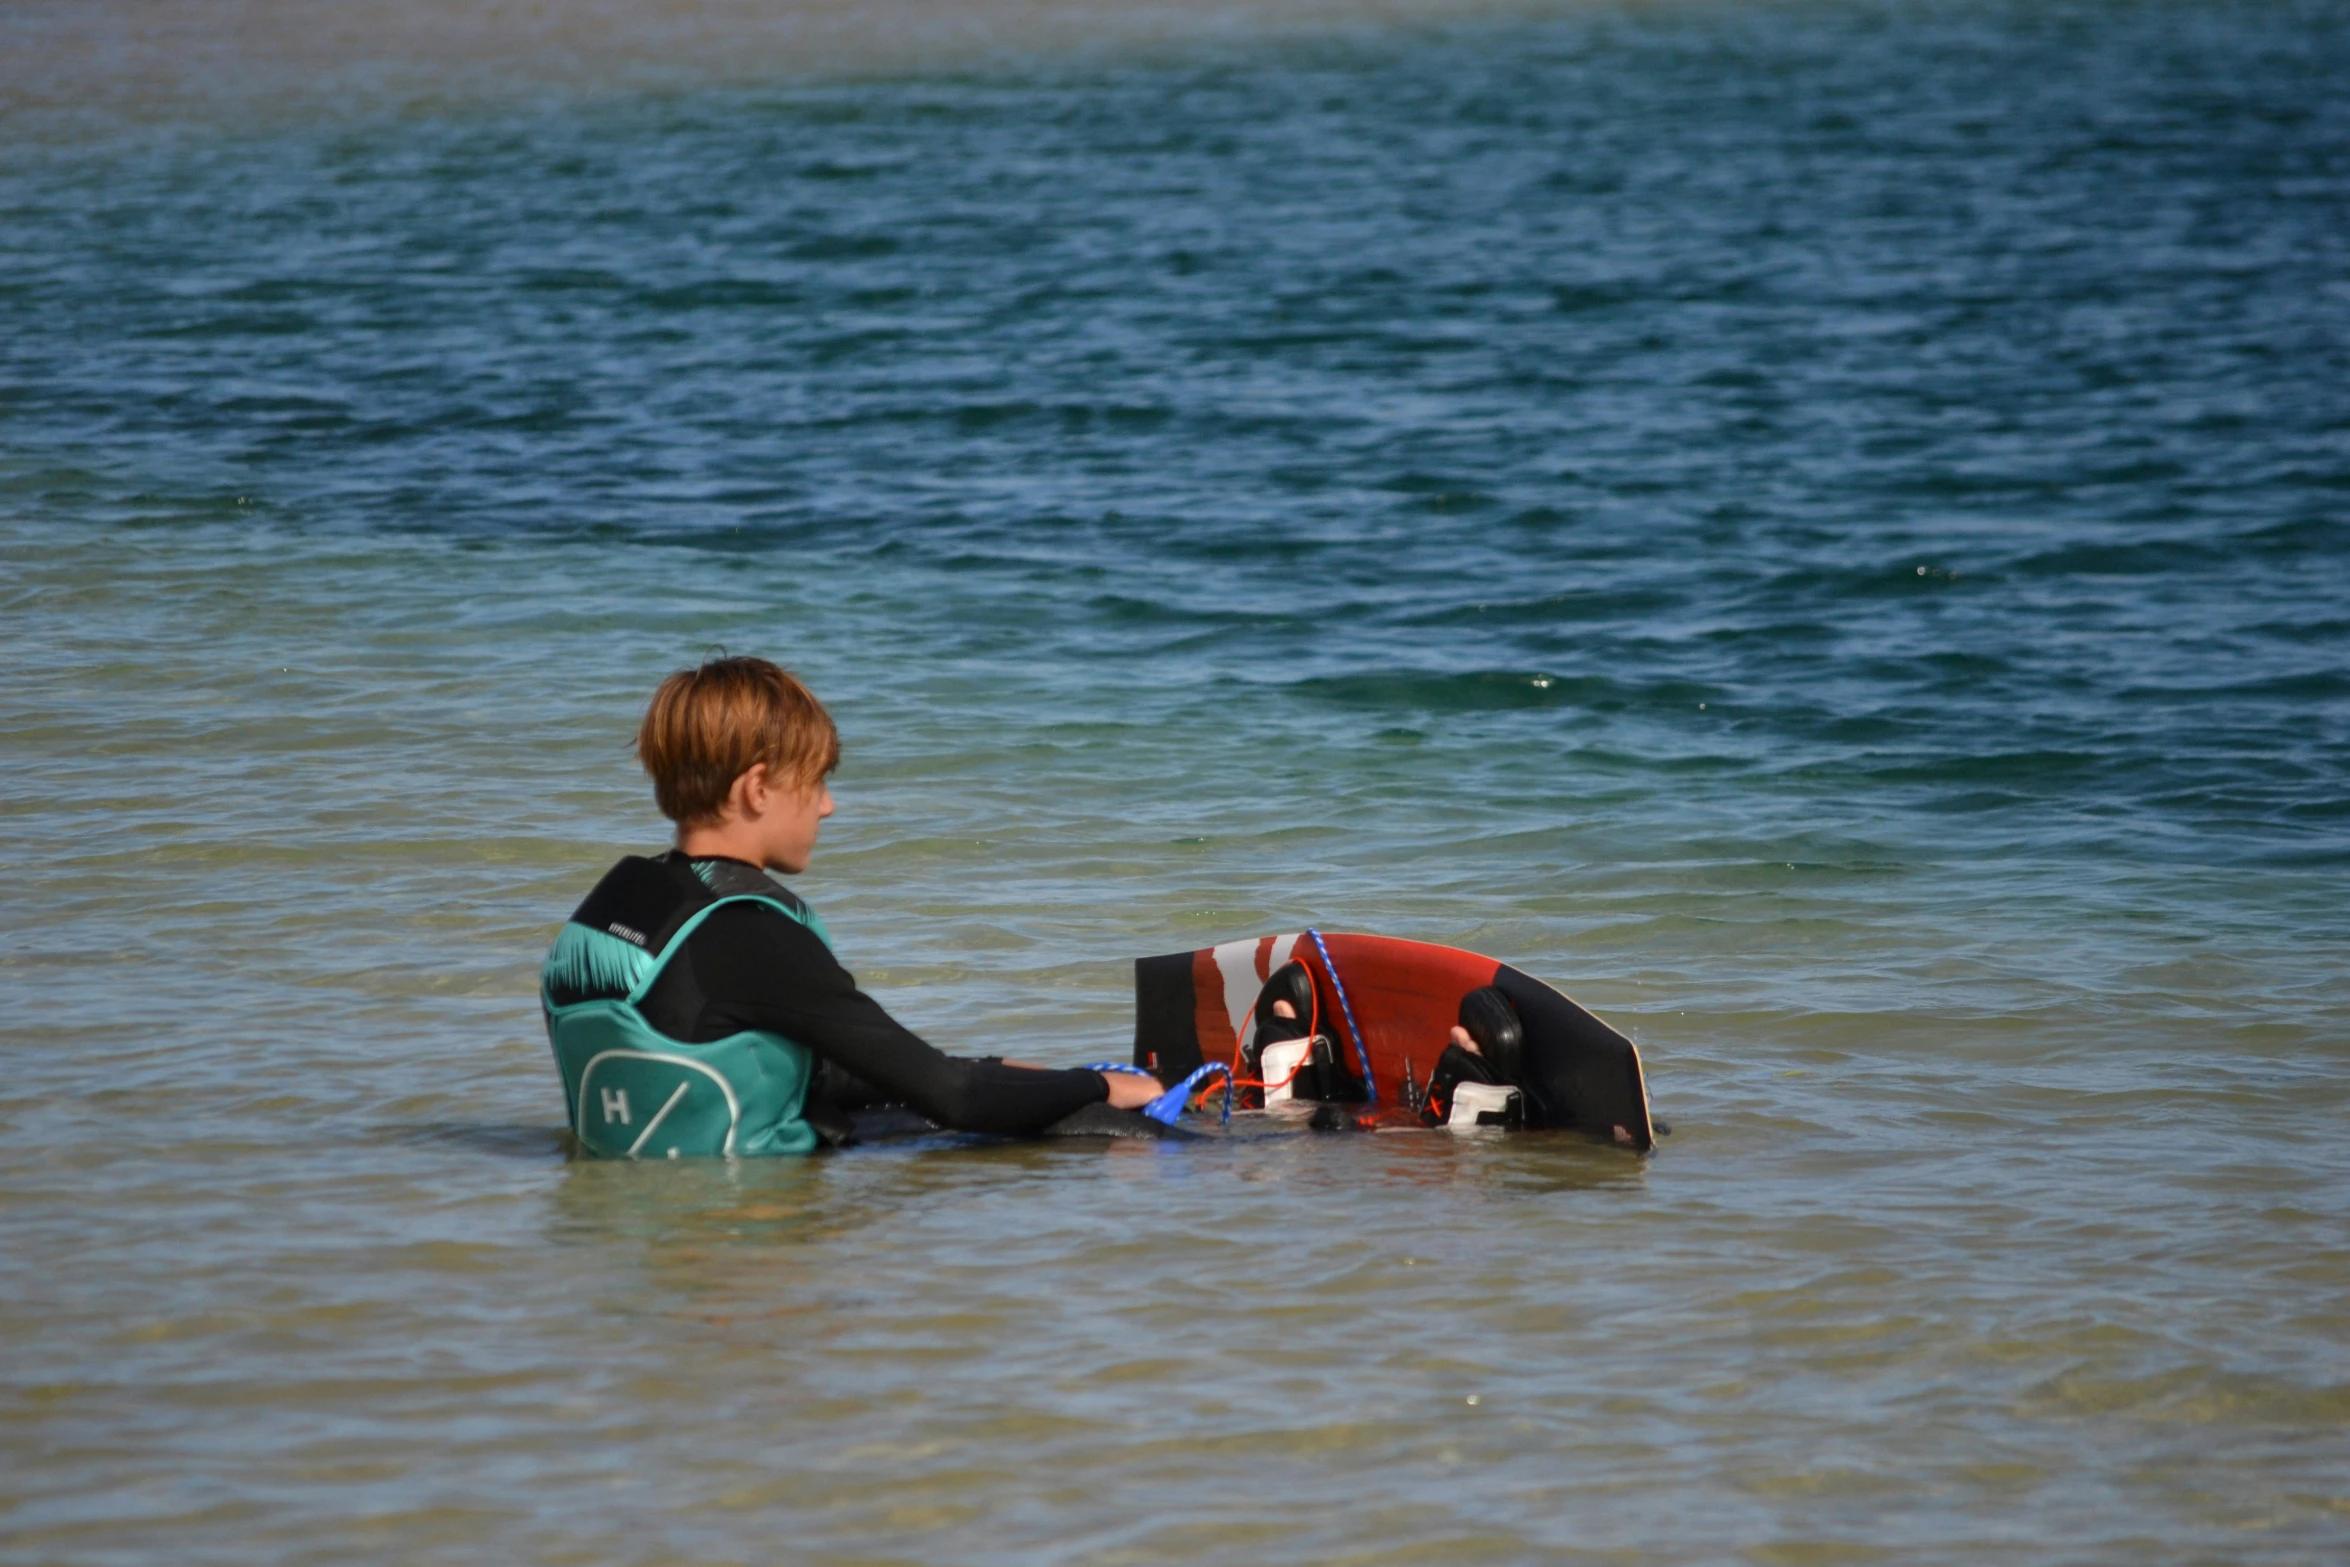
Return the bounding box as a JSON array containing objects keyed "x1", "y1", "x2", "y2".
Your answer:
[{"x1": 733, "y1": 763, "x2": 773, "y2": 817}]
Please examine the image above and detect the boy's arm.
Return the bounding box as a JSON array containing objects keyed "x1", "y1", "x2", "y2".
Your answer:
[{"x1": 649, "y1": 904, "x2": 1110, "y2": 1135}]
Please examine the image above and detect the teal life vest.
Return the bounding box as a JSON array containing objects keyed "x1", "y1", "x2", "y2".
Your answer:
[{"x1": 541, "y1": 855, "x2": 831, "y2": 1159}]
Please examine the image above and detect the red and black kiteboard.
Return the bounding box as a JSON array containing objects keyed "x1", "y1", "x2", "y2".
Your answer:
[{"x1": 1132, "y1": 932, "x2": 1653, "y2": 1151}]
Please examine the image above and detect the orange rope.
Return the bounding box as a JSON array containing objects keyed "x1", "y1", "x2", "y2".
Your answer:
[{"x1": 1226, "y1": 955, "x2": 1325, "y2": 1106}]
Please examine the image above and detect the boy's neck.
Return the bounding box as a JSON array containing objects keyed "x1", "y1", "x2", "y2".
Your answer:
[
  {"x1": 676, "y1": 824, "x2": 768, "y2": 868},
  {"x1": 675, "y1": 846, "x2": 756, "y2": 867}
]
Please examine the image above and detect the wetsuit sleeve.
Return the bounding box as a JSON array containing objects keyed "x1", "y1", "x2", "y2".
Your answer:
[{"x1": 655, "y1": 904, "x2": 1108, "y2": 1135}]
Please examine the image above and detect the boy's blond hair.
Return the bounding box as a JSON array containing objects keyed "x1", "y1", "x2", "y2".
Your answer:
[{"x1": 636, "y1": 656, "x2": 840, "y2": 825}]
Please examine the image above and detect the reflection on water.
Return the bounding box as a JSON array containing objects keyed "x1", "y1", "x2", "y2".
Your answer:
[
  {"x1": 385, "y1": 1121, "x2": 576, "y2": 1159},
  {"x1": 550, "y1": 1153, "x2": 838, "y2": 1255}
]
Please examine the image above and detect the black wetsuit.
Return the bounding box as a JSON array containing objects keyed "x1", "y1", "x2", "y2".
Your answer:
[{"x1": 567, "y1": 851, "x2": 1108, "y2": 1145}]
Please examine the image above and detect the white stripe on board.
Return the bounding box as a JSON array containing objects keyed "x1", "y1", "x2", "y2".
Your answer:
[{"x1": 1210, "y1": 939, "x2": 1260, "y2": 1053}]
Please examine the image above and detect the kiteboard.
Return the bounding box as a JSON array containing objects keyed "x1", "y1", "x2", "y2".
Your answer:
[{"x1": 1129, "y1": 931, "x2": 1654, "y2": 1151}]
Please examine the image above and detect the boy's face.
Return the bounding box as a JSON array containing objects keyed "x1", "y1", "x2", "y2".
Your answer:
[
  {"x1": 752, "y1": 772, "x2": 835, "y2": 876},
  {"x1": 682, "y1": 762, "x2": 837, "y2": 874}
]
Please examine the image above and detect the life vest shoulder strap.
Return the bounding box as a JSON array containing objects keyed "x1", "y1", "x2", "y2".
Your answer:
[{"x1": 625, "y1": 890, "x2": 816, "y2": 1004}]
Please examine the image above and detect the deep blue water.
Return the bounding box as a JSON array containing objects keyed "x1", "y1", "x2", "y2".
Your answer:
[{"x1": 10, "y1": 2, "x2": 2348, "y2": 861}]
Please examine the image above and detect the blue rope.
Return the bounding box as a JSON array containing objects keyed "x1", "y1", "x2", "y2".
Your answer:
[
  {"x1": 1151, "y1": 1061, "x2": 1232, "y2": 1126},
  {"x1": 1085, "y1": 1060, "x2": 1233, "y2": 1126},
  {"x1": 1306, "y1": 929, "x2": 1378, "y2": 1108}
]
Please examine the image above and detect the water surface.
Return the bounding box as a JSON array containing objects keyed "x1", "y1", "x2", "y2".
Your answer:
[{"x1": 3, "y1": 1, "x2": 2348, "y2": 1561}]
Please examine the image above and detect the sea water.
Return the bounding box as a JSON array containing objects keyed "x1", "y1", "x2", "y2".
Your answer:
[{"x1": 3, "y1": 1, "x2": 2347, "y2": 1561}]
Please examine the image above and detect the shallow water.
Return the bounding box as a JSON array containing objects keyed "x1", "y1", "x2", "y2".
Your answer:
[{"x1": 4, "y1": 0, "x2": 2349, "y2": 1561}]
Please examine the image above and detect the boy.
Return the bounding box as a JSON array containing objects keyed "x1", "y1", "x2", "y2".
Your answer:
[{"x1": 541, "y1": 656, "x2": 1160, "y2": 1158}]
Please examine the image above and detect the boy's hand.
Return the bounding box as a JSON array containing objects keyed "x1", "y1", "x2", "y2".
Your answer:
[{"x1": 1100, "y1": 1072, "x2": 1164, "y2": 1111}]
